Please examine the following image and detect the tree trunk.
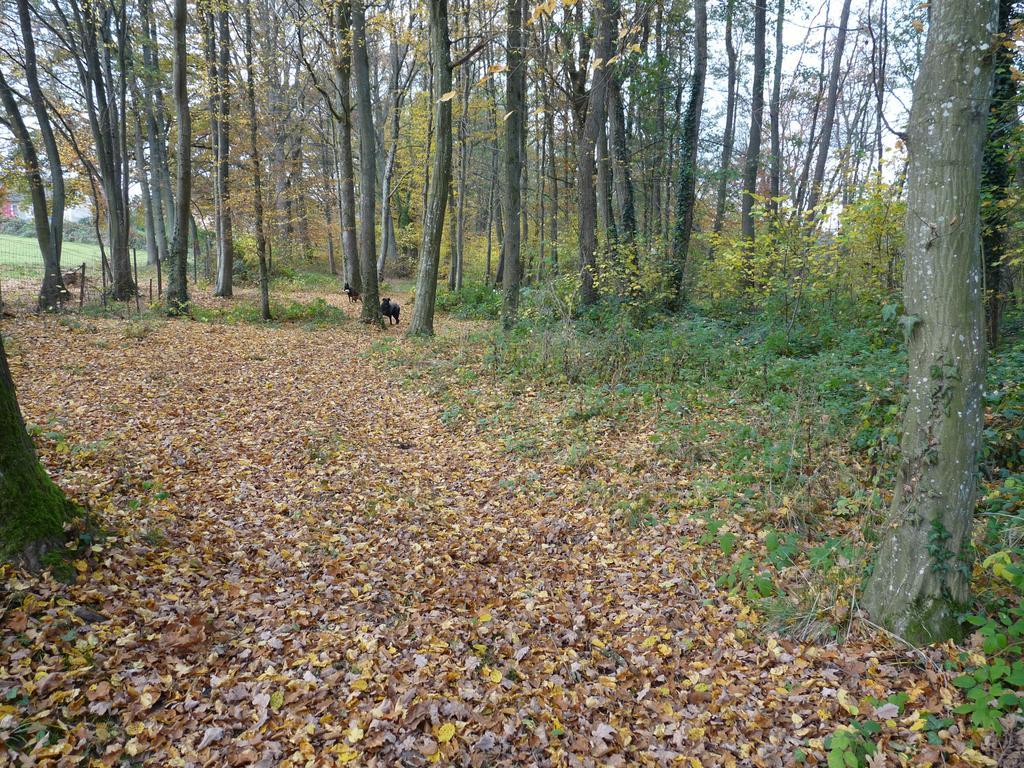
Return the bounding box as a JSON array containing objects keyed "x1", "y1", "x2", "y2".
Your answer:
[
  {"x1": 670, "y1": 0, "x2": 706, "y2": 306},
  {"x1": 246, "y1": 0, "x2": 270, "y2": 320},
  {"x1": 335, "y1": 3, "x2": 360, "y2": 291},
  {"x1": 769, "y1": 0, "x2": 785, "y2": 209},
  {"x1": 740, "y1": 0, "x2": 767, "y2": 241},
  {"x1": 166, "y1": 0, "x2": 191, "y2": 312},
  {"x1": 133, "y1": 112, "x2": 159, "y2": 266},
  {"x1": 214, "y1": 6, "x2": 235, "y2": 297},
  {"x1": 806, "y1": 0, "x2": 853, "y2": 219},
  {"x1": 0, "y1": 70, "x2": 68, "y2": 311},
  {"x1": 576, "y1": 0, "x2": 613, "y2": 307},
  {"x1": 16, "y1": 0, "x2": 65, "y2": 272},
  {"x1": 409, "y1": 0, "x2": 453, "y2": 336},
  {"x1": 713, "y1": 0, "x2": 737, "y2": 234},
  {"x1": 70, "y1": 0, "x2": 134, "y2": 301},
  {"x1": 455, "y1": 51, "x2": 472, "y2": 291},
  {"x1": 0, "y1": 335, "x2": 76, "y2": 568},
  {"x1": 502, "y1": 0, "x2": 526, "y2": 327},
  {"x1": 352, "y1": 0, "x2": 381, "y2": 323},
  {"x1": 606, "y1": 6, "x2": 636, "y2": 243},
  {"x1": 862, "y1": 0, "x2": 997, "y2": 644},
  {"x1": 981, "y1": 0, "x2": 1017, "y2": 348}
]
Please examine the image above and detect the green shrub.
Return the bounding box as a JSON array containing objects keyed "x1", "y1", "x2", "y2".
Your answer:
[{"x1": 436, "y1": 282, "x2": 501, "y2": 319}]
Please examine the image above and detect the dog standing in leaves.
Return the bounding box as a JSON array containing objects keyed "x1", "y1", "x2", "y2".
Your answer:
[
  {"x1": 343, "y1": 282, "x2": 361, "y2": 303},
  {"x1": 381, "y1": 298, "x2": 400, "y2": 325}
]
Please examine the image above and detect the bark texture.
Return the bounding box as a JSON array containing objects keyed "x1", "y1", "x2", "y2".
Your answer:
[
  {"x1": 408, "y1": 0, "x2": 453, "y2": 337},
  {"x1": 166, "y1": 0, "x2": 191, "y2": 312},
  {"x1": 0, "y1": 334, "x2": 76, "y2": 568},
  {"x1": 670, "y1": 0, "x2": 706, "y2": 306},
  {"x1": 502, "y1": 0, "x2": 526, "y2": 328},
  {"x1": 862, "y1": 0, "x2": 998, "y2": 644}
]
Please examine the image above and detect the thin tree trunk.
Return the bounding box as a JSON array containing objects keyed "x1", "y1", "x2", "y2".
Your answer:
[
  {"x1": 713, "y1": 0, "x2": 737, "y2": 233},
  {"x1": 576, "y1": 0, "x2": 613, "y2": 307},
  {"x1": 740, "y1": 0, "x2": 767, "y2": 241},
  {"x1": 769, "y1": 0, "x2": 785, "y2": 209},
  {"x1": 409, "y1": 0, "x2": 453, "y2": 335},
  {"x1": 133, "y1": 112, "x2": 159, "y2": 266},
  {"x1": 982, "y1": 0, "x2": 1017, "y2": 348},
  {"x1": 166, "y1": 0, "x2": 191, "y2": 312},
  {"x1": 502, "y1": 0, "x2": 527, "y2": 327},
  {"x1": 214, "y1": 5, "x2": 234, "y2": 297},
  {"x1": 455, "y1": 50, "x2": 472, "y2": 290},
  {"x1": 670, "y1": 0, "x2": 706, "y2": 306},
  {"x1": 335, "y1": 3, "x2": 360, "y2": 291},
  {"x1": 352, "y1": 0, "x2": 381, "y2": 323},
  {"x1": 16, "y1": 0, "x2": 64, "y2": 272},
  {"x1": 606, "y1": 5, "x2": 635, "y2": 242},
  {"x1": 806, "y1": 0, "x2": 853, "y2": 219},
  {"x1": 0, "y1": 71, "x2": 68, "y2": 311},
  {"x1": 862, "y1": 0, "x2": 997, "y2": 644},
  {"x1": 246, "y1": 0, "x2": 270, "y2": 320}
]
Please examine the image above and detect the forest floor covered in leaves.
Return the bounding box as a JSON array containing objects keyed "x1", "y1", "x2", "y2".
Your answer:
[{"x1": 0, "y1": 289, "x2": 1012, "y2": 766}]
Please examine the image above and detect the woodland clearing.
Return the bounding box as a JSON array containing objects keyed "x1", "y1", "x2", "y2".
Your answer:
[{"x1": 0, "y1": 288, "x2": 1011, "y2": 767}]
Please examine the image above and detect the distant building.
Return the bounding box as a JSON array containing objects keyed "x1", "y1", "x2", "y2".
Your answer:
[{"x1": 0, "y1": 191, "x2": 92, "y2": 223}]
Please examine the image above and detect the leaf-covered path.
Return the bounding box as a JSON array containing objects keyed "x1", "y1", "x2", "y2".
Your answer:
[{"x1": 1, "y1": 302, "x2": 977, "y2": 766}]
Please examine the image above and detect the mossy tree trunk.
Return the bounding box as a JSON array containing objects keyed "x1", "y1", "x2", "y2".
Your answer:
[
  {"x1": 862, "y1": 0, "x2": 998, "y2": 644},
  {"x1": 0, "y1": 335, "x2": 76, "y2": 568}
]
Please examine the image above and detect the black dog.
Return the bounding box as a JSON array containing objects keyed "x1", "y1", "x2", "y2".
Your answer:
[
  {"x1": 381, "y1": 298, "x2": 400, "y2": 325},
  {"x1": 343, "y1": 282, "x2": 361, "y2": 303}
]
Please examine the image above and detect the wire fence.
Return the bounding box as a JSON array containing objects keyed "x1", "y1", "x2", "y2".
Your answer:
[{"x1": 0, "y1": 235, "x2": 202, "y2": 314}]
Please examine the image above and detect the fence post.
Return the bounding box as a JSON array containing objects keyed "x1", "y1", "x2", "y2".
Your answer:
[
  {"x1": 79, "y1": 263, "x2": 86, "y2": 309},
  {"x1": 132, "y1": 248, "x2": 141, "y2": 315},
  {"x1": 100, "y1": 251, "x2": 108, "y2": 309}
]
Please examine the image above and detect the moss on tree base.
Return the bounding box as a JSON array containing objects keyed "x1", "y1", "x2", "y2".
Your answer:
[
  {"x1": 863, "y1": 586, "x2": 965, "y2": 647},
  {"x1": 0, "y1": 449, "x2": 78, "y2": 569}
]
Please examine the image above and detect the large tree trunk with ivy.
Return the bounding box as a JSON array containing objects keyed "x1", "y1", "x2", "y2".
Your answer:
[
  {"x1": 981, "y1": 0, "x2": 1017, "y2": 349},
  {"x1": 0, "y1": 335, "x2": 76, "y2": 568},
  {"x1": 669, "y1": 0, "x2": 706, "y2": 307},
  {"x1": 408, "y1": 0, "x2": 452, "y2": 337},
  {"x1": 862, "y1": 0, "x2": 998, "y2": 644}
]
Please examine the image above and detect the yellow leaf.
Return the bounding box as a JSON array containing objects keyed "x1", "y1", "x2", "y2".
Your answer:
[
  {"x1": 478, "y1": 611, "x2": 492, "y2": 623},
  {"x1": 73, "y1": 559, "x2": 88, "y2": 573},
  {"x1": 962, "y1": 749, "x2": 998, "y2": 766},
  {"x1": 270, "y1": 690, "x2": 284, "y2": 710},
  {"x1": 437, "y1": 722, "x2": 456, "y2": 743},
  {"x1": 346, "y1": 723, "x2": 364, "y2": 743},
  {"x1": 334, "y1": 746, "x2": 360, "y2": 764},
  {"x1": 351, "y1": 679, "x2": 368, "y2": 691},
  {"x1": 439, "y1": 90, "x2": 457, "y2": 102},
  {"x1": 657, "y1": 643, "x2": 672, "y2": 657},
  {"x1": 837, "y1": 688, "x2": 859, "y2": 715}
]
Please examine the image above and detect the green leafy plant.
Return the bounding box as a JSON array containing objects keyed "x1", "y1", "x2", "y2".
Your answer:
[{"x1": 824, "y1": 720, "x2": 879, "y2": 768}]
